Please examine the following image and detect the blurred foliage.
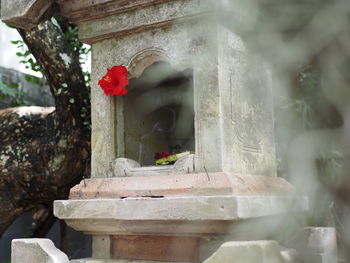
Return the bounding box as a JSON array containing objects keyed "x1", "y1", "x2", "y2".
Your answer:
[
  {"x1": 294, "y1": 64, "x2": 318, "y2": 129},
  {"x1": 4, "y1": 17, "x2": 91, "y2": 107},
  {"x1": 11, "y1": 39, "x2": 41, "y2": 73},
  {"x1": 296, "y1": 64, "x2": 344, "y2": 172},
  {"x1": 294, "y1": 63, "x2": 346, "y2": 231},
  {"x1": 0, "y1": 76, "x2": 31, "y2": 106}
]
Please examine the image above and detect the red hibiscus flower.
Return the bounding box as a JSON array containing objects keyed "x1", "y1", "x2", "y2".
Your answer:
[
  {"x1": 98, "y1": 65, "x2": 129, "y2": 96},
  {"x1": 154, "y1": 152, "x2": 171, "y2": 160}
]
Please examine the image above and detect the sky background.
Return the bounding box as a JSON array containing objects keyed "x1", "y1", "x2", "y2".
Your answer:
[{"x1": 0, "y1": 21, "x2": 40, "y2": 76}]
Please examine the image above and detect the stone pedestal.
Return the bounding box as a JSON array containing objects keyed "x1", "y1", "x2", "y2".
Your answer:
[{"x1": 54, "y1": 173, "x2": 308, "y2": 262}]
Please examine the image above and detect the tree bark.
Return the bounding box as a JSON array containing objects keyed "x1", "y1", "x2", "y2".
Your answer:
[{"x1": 0, "y1": 19, "x2": 90, "y2": 237}]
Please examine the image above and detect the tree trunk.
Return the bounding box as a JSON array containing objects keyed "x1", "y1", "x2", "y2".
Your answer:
[{"x1": 0, "y1": 19, "x2": 90, "y2": 237}]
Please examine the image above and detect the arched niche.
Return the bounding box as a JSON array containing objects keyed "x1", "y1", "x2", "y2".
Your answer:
[
  {"x1": 123, "y1": 60, "x2": 194, "y2": 166},
  {"x1": 127, "y1": 49, "x2": 170, "y2": 79}
]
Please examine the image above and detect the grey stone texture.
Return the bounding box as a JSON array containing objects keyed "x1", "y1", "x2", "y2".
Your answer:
[
  {"x1": 302, "y1": 227, "x2": 338, "y2": 263},
  {"x1": 70, "y1": 259, "x2": 175, "y2": 263},
  {"x1": 77, "y1": 0, "x2": 200, "y2": 44},
  {"x1": 54, "y1": 195, "x2": 307, "y2": 235},
  {"x1": 280, "y1": 248, "x2": 297, "y2": 263},
  {"x1": 203, "y1": 240, "x2": 284, "y2": 263},
  {"x1": 0, "y1": 66, "x2": 53, "y2": 109},
  {"x1": 92, "y1": 235, "x2": 111, "y2": 259},
  {"x1": 11, "y1": 238, "x2": 69, "y2": 263},
  {"x1": 1, "y1": 0, "x2": 54, "y2": 29}
]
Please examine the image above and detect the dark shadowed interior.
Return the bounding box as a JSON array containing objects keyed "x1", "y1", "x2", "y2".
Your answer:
[{"x1": 123, "y1": 61, "x2": 194, "y2": 166}]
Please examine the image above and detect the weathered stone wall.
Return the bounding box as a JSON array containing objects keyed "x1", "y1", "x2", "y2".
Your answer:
[{"x1": 0, "y1": 66, "x2": 54, "y2": 108}]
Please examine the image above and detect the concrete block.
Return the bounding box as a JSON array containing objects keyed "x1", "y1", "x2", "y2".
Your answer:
[
  {"x1": 11, "y1": 238, "x2": 69, "y2": 263},
  {"x1": 280, "y1": 248, "x2": 297, "y2": 263},
  {"x1": 92, "y1": 235, "x2": 111, "y2": 259},
  {"x1": 203, "y1": 240, "x2": 284, "y2": 263},
  {"x1": 303, "y1": 227, "x2": 337, "y2": 263}
]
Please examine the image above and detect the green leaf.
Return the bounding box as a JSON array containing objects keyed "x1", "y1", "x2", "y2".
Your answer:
[
  {"x1": 23, "y1": 51, "x2": 31, "y2": 57},
  {"x1": 5, "y1": 23, "x2": 15, "y2": 28},
  {"x1": 24, "y1": 75, "x2": 41, "y2": 84}
]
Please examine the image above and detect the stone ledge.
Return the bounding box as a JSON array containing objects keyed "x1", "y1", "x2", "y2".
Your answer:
[
  {"x1": 70, "y1": 259, "x2": 182, "y2": 263},
  {"x1": 57, "y1": 0, "x2": 174, "y2": 23},
  {"x1": 54, "y1": 195, "x2": 308, "y2": 235},
  {"x1": 69, "y1": 172, "x2": 295, "y2": 199},
  {"x1": 75, "y1": 0, "x2": 202, "y2": 43},
  {"x1": 55, "y1": 196, "x2": 307, "y2": 221}
]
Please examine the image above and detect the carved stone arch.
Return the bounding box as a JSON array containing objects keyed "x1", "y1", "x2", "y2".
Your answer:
[{"x1": 127, "y1": 48, "x2": 170, "y2": 78}]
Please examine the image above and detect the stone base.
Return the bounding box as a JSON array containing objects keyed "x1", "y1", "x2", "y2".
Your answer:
[
  {"x1": 54, "y1": 195, "x2": 307, "y2": 235},
  {"x1": 70, "y1": 260, "x2": 177, "y2": 263},
  {"x1": 112, "y1": 235, "x2": 198, "y2": 262},
  {"x1": 54, "y1": 172, "x2": 308, "y2": 262},
  {"x1": 71, "y1": 241, "x2": 295, "y2": 263}
]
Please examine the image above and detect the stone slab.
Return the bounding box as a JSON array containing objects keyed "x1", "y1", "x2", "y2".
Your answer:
[
  {"x1": 54, "y1": 195, "x2": 307, "y2": 235},
  {"x1": 93, "y1": 235, "x2": 112, "y2": 259},
  {"x1": 70, "y1": 259, "x2": 181, "y2": 263},
  {"x1": 76, "y1": 0, "x2": 201, "y2": 43},
  {"x1": 57, "y1": 0, "x2": 174, "y2": 23},
  {"x1": 302, "y1": 227, "x2": 337, "y2": 263},
  {"x1": 11, "y1": 238, "x2": 69, "y2": 263},
  {"x1": 1, "y1": 0, "x2": 54, "y2": 29},
  {"x1": 280, "y1": 248, "x2": 297, "y2": 263},
  {"x1": 111, "y1": 235, "x2": 198, "y2": 262},
  {"x1": 203, "y1": 240, "x2": 284, "y2": 263},
  {"x1": 55, "y1": 195, "x2": 307, "y2": 221},
  {"x1": 69, "y1": 172, "x2": 294, "y2": 199}
]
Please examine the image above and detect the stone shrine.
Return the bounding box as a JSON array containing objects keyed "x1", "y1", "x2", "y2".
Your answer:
[{"x1": 1, "y1": 0, "x2": 336, "y2": 262}]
